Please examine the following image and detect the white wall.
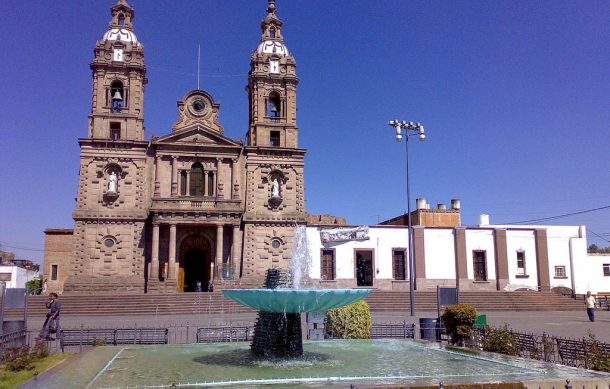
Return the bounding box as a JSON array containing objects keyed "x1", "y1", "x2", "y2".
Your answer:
[
  {"x1": 573, "y1": 254, "x2": 610, "y2": 294},
  {"x1": 506, "y1": 230, "x2": 538, "y2": 289},
  {"x1": 307, "y1": 226, "x2": 407, "y2": 280},
  {"x1": 465, "y1": 229, "x2": 496, "y2": 280},
  {"x1": 423, "y1": 229, "x2": 455, "y2": 279},
  {"x1": 546, "y1": 226, "x2": 582, "y2": 291},
  {"x1": 0, "y1": 266, "x2": 38, "y2": 289}
]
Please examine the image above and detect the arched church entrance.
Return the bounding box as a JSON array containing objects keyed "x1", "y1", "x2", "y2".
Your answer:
[{"x1": 179, "y1": 235, "x2": 212, "y2": 292}]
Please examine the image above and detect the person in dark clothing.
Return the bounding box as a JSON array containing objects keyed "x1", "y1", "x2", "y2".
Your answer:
[{"x1": 39, "y1": 293, "x2": 61, "y2": 340}]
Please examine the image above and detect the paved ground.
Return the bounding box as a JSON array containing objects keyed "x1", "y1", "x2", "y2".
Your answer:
[{"x1": 22, "y1": 309, "x2": 610, "y2": 343}]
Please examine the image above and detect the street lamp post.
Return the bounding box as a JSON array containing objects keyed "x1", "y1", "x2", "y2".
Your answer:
[{"x1": 388, "y1": 120, "x2": 426, "y2": 317}]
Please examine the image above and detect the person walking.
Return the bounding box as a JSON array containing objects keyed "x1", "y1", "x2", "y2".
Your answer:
[
  {"x1": 39, "y1": 293, "x2": 62, "y2": 340},
  {"x1": 585, "y1": 291, "x2": 596, "y2": 322}
]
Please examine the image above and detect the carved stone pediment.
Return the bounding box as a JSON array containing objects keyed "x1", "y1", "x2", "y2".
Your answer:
[
  {"x1": 172, "y1": 90, "x2": 224, "y2": 134},
  {"x1": 153, "y1": 124, "x2": 241, "y2": 147}
]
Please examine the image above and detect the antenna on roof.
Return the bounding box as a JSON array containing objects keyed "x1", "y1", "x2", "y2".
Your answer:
[{"x1": 197, "y1": 44, "x2": 201, "y2": 90}]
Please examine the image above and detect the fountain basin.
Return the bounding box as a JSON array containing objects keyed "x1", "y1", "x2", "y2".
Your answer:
[{"x1": 223, "y1": 288, "x2": 371, "y2": 313}]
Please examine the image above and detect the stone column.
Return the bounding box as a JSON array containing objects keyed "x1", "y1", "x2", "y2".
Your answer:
[
  {"x1": 153, "y1": 157, "x2": 160, "y2": 197},
  {"x1": 535, "y1": 229, "x2": 551, "y2": 291},
  {"x1": 454, "y1": 227, "x2": 468, "y2": 290},
  {"x1": 151, "y1": 223, "x2": 160, "y2": 281},
  {"x1": 215, "y1": 158, "x2": 222, "y2": 199},
  {"x1": 203, "y1": 170, "x2": 208, "y2": 196},
  {"x1": 231, "y1": 158, "x2": 239, "y2": 200},
  {"x1": 494, "y1": 229, "x2": 509, "y2": 291},
  {"x1": 231, "y1": 224, "x2": 241, "y2": 279},
  {"x1": 412, "y1": 226, "x2": 426, "y2": 290},
  {"x1": 215, "y1": 224, "x2": 224, "y2": 280},
  {"x1": 168, "y1": 223, "x2": 177, "y2": 280},
  {"x1": 171, "y1": 156, "x2": 178, "y2": 196},
  {"x1": 185, "y1": 171, "x2": 190, "y2": 196}
]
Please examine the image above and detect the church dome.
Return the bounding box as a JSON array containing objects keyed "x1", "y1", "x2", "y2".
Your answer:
[
  {"x1": 256, "y1": 40, "x2": 289, "y2": 56},
  {"x1": 103, "y1": 28, "x2": 139, "y2": 46}
]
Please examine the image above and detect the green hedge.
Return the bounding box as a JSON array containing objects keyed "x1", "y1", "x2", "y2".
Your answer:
[
  {"x1": 442, "y1": 304, "x2": 477, "y2": 345},
  {"x1": 326, "y1": 301, "x2": 372, "y2": 339}
]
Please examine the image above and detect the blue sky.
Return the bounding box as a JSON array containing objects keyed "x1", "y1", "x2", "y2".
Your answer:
[{"x1": 1, "y1": 0, "x2": 609, "y2": 264}]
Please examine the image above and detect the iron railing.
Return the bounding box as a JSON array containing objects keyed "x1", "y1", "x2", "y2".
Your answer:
[{"x1": 471, "y1": 327, "x2": 610, "y2": 370}]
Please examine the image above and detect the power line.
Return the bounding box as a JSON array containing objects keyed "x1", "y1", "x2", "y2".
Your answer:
[
  {"x1": 0, "y1": 242, "x2": 45, "y2": 252},
  {"x1": 587, "y1": 229, "x2": 610, "y2": 244},
  {"x1": 502, "y1": 205, "x2": 610, "y2": 225}
]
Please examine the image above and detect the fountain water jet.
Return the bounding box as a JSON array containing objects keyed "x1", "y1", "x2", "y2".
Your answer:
[{"x1": 223, "y1": 226, "x2": 371, "y2": 357}]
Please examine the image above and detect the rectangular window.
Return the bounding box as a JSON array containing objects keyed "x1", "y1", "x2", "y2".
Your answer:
[
  {"x1": 603, "y1": 264, "x2": 610, "y2": 277},
  {"x1": 51, "y1": 265, "x2": 58, "y2": 281},
  {"x1": 321, "y1": 249, "x2": 335, "y2": 280},
  {"x1": 516, "y1": 251, "x2": 526, "y2": 275},
  {"x1": 270, "y1": 131, "x2": 281, "y2": 147},
  {"x1": 554, "y1": 265, "x2": 566, "y2": 278},
  {"x1": 392, "y1": 249, "x2": 406, "y2": 280},
  {"x1": 473, "y1": 250, "x2": 487, "y2": 281},
  {"x1": 110, "y1": 122, "x2": 121, "y2": 140}
]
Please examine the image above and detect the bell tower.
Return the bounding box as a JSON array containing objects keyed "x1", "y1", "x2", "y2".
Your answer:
[
  {"x1": 89, "y1": 0, "x2": 147, "y2": 141},
  {"x1": 247, "y1": 0, "x2": 299, "y2": 148},
  {"x1": 242, "y1": 1, "x2": 306, "y2": 285}
]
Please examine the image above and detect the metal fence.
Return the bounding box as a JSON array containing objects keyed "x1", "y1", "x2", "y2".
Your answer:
[
  {"x1": 471, "y1": 327, "x2": 610, "y2": 370},
  {"x1": 0, "y1": 328, "x2": 28, "y2": 354}
]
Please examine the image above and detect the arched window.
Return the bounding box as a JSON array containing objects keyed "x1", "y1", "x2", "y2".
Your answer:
[
  {"x1": 118, "y1": 13, "x2": 125, "y2": 26},
  {"x1": 270, "y1": 27, "x2": 276, "y2": 39},
  {"x1": 267, "y1": 92, "x2": 281, "y2": 118},
  {"x1": 180, "y1": 171, "x2": 187, "y2": 196},
  {"x1": 110, "y1": 81, "x2": 124, "y2": 113},
  {"x1": 207, "y1": 172, "x2": 215, "y2": 196},
  {"x1": 189, "y1": 163, "x2": 204, "y2": 196}
]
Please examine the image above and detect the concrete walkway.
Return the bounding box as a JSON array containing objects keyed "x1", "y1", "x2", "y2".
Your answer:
[{"x1": 23, "y1": 309, "x2": 610, "y2": 343}]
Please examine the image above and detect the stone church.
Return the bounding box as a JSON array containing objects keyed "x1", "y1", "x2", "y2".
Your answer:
[{"x1": 44, "y1": 0, "x2": 316, "y2": 293}]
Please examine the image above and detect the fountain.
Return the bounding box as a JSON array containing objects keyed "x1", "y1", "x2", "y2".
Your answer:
[
  {"x1": 223, "y1": 226, "x2": 371, "y2": 357},
  {"x1": 33, "y1": 226, "x2": 610, "y2": 388}
]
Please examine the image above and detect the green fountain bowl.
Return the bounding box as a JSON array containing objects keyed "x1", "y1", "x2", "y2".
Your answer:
[{"x1": 223, "y1": 288, "x2": 372, "y2": 313}]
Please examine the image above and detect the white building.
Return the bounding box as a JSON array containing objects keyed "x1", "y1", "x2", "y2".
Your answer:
[
  {"x1": 0, "y1": 265, "x2": 39, "y2": 289},
  {"x1": 306, "y1": 220, "x2": 609, "y2": 295}
]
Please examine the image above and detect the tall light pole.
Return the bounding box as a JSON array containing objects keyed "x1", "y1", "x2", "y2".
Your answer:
[{"x1": 388, "y1": 120, "x2": 426, "y2": 317}]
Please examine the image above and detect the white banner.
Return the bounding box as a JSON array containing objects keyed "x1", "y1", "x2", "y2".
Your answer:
[{"x1": 319, "y1": 226, "x2": 369, "y2": 243}]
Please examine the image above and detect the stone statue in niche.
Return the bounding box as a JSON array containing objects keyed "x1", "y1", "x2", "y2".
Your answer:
[
  {"x1": 271, "y1": 178, "x2": 281, "y2": 199},
  {"x1": 108, "y1": 171, "x2": 118, "y2": 193}
]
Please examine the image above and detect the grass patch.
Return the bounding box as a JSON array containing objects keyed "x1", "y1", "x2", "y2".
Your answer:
[{"x1": 0, "y1": 354, "x2": 72, "y2": 389}]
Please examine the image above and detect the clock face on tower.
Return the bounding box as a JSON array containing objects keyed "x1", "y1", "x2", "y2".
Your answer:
[
  {"x1": 113, "y1": 48, "x2": 124, "y2": 62},
  {"x1": 270, "y1": 60, "x2": 279, "y2": 74}
]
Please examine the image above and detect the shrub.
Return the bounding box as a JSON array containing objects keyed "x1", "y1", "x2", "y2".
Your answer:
[
  {"x1": 91, "y1": 337, "x2": 107, "y2": 347},
  {"x1": 26, "y1": 278, "x2": 42, "y2": 295},
  {"x1": 586, "y1": 331, "x2": 610, "y2": 372},
  {"x1": 31, "y1": 339, "x2": 49, "y2": 359},
  {"x1": 326, "y1": 301, "x2": 372, "y2": 339},
  {"x1": 482, "y1": 324, "x2": 517, "y2": 355},
  {"x1": 2, "y1": 346, "x2": 33, "y2": 372},
  {"x1": 442, "y1": 304, "x2": 477, "y2": 346}
]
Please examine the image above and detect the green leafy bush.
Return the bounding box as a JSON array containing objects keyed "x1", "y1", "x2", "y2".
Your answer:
[
  {"x1": 586, "y1": 331, "x2": 610, "y2": 372},
  {"x1": 31, "y1": 339, "x2": 49, "y2": 359},
  {"x1": 326, "y1": 301, "x2": 372, "y2": 339},
  {"x1": 482, "y1": 324, "x2": 517, "y2": 355},
  {"x1": 2, "y1": 346, "x2": 33, "y2": 372},
  {"x1": 91, "y1": 337, "x2": 107, "y2": 347},
  {"x1": 26, "y1": 278, "x2": 42, "y2": 295},
  {"x1": 442, "y1": 304, "x2": 477, "y2": 345}
]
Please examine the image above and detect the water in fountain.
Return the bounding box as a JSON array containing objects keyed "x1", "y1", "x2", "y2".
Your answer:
[
  {"x1": 224, "y1": 224, "x2": 371, "y2": 358},
  {"x1": 289, "y1": 225, "x2": 311, "y2": 289}
]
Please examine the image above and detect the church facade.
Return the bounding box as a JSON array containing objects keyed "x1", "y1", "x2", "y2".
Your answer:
[{"x1": 45, "y1": 0, "x2": 307, "y2": 293}]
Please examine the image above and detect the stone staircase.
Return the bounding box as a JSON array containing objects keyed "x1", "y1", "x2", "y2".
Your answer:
[{"x1": 4, "y1": 290, "x2": 583, "y2": 318}]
